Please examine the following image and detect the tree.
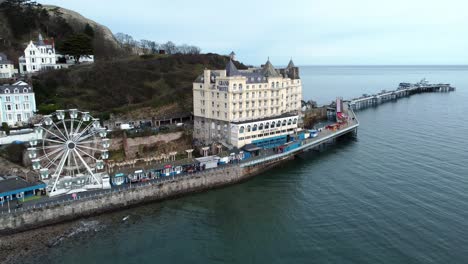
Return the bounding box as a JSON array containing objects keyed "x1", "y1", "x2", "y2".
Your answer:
[
  {"x1": 1, "y1": 122, "x2": 10, "y2": 135},
  {"x1": 58, "y1": 33, "x2": 94, "y2": 63},
  {"x1": 161, "y1": 41, "x2": 176, "y2": 54},
  {"x1": 83, "y1": 23, "x2": 95, "y2": 37}
]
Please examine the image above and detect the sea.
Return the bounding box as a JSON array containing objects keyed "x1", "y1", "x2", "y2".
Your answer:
[{"x1": 29, "y1": 66, "x2": 468, "y2": 264}]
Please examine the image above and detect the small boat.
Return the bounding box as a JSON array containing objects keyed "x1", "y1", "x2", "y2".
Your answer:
[{"x1": 122, "y1": 215, "x2": 130, "y2": 221}]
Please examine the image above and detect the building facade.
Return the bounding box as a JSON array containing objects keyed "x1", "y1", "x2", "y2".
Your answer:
[
  {"x1": 193, "y1": 57, "x2": 302, "y2": 148},
  {"x1": 0, "y1": 81, "x2": 37, "y2": 126},
  {"x1": 18, "y1": 34, "x2": 94, "y2": 74},
  {"x1": 0, "y1": 53, "x2": 17, "y2": 79}
]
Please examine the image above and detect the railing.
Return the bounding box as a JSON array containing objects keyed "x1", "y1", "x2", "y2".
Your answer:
[{"x1": 0, "y1": 165, "x2": 238, "y2": 216}]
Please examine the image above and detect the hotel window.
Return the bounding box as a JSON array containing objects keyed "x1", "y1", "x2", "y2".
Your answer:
[
  {"x1": 41, "y1": 58, "x2": 45, "y2": 63},
  {"x1": 233, "y1": 84, "x2": 237, "y2": 90},
  {"x1": 282, "y1": 120, "x2": 287, "y2": 126},
  {"x1": 259, "y1": 123, "x2": 263, "y2": 130},
  {"x1": 253, "y1": 124, "x2": 258, "y2": 131},
  {"x1": 293, "y1": 118, "x2": 297, "y2": 124},
  {"x1": 211, "y1": 92, "x2": 214, "y2": 97},
  {"x1": 246, "y1": 92, "x2": 249, "y2": 98},
  {"x1": 224, "y1": 94, "x2": 227, "y2": 99},
  {"x1": 247, "y1": 85, "x2": 249, "y2": 89},
  {"x1": 5, "y1": 96, "x2": 11, "y2": 102},
  {"x1": 239, "y1": 112, "x2": 243, "y2": 118},
  {"x1": 217, "y1": 111, "x2": 219, "y2": 117},
  {"x1": 265, "y1": 122, "x2": 270, "y2": 129},
  {"x1": 239, "y1": 126, "x2": 245, "y2": 133},
  {"x1": 224, "y1": 113, "x2": 227, "y2": 118},
  {"x1": 212, "y1": 102, "x2": 214, "y2": 107},
  {"x1": 8, "y1": 114, "x2": 12, "y2": 120},
  {"x1": 239, "y1": 84, "x2": 243, "y2": 90},
  {"x1": 14, "y1": 89, "x2": 18, "y2": 94},
  {"x1": 217, "y1": 92, "x2": 219, "y2": 98},
  {"x1": 277, "y1": 121, "x2": 281, "y2": 127},
  {"x1": 252, "y1": 85, "x2": 255, "y2": 89},
  {"x1": 247, "y1": 125, "x2": 251, "y2": 132},
  {"x1": 224, "y1": 103, "x2": 227, "y2": 108},
  {"x1": 288, "y1": 119, "x2": 292, "y2": 125},
  {"x1": 271, "y1": 82, "x2": 274, "y2": 88}
]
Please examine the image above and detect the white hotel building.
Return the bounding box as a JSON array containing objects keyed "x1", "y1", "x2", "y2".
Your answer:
[
  {"x1": 193, "y1": 56, "x2": 302, "y2": 149},
  {"x1": 0, "y1": 81, "x2": 37, "y2": 126}
]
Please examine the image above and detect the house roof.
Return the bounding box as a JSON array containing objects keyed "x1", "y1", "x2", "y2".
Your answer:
[
  {"x1": 0, "y1": 82, "x2": 34, "y2": 94},
  {"x1": 287, "y1": 59, "x2": 295, "y2": 68},
  {"x1": 0, "y1": 176, "x2": 45, "y2": 197},
  {"x1": 226, "y1": 59, "x2": 240, "y2": 77},
  {"x1": 261, "y1": 59, "x2": 281, "y2": 77},
  {"x1": 0, "y1": 52, "x2": 13, "y2": 64}
]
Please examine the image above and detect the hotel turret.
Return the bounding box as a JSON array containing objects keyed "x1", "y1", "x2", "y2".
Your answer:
[{"x1": 193, "y1": 54, "x2": 302, "y2": 148}]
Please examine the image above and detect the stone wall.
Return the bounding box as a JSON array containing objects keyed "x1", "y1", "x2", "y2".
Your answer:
[{"x1": 0, "y1": 166, "x2": 242, "y2": 234}]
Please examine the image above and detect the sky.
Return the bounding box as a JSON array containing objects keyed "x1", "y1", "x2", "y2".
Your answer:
[{"x1": 41, "y1": 0, "x2": 468, "y2": 65}]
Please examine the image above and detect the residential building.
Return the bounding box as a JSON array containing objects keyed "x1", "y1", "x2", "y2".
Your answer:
[
  {"x1": 0, "y1": 81, "x2": 37, "y2": 126},
  {"x1": 0, "y1": 53, "x2": 17, "y2": 79},
  {"x1": 18, "y1": 34, "x2": 94, "y2": 74},
  {"x1": 193, "y1": 56, "x2": 302, "y2": 148}
]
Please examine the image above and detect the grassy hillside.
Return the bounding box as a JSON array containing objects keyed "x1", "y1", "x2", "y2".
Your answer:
[{"x1": 32, "y1": 53, "x2": 248, "y2": 119}]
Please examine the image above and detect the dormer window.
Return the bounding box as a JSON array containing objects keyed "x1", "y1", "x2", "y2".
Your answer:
[
  {"x1": 23, "y1": 88, "x2": 28, "y2": 93},
  {"x1": 4, "y1": 89, "x2": 10, "y2": 94},
  {"x1": 14, "y1": 88, "x2": 19, "y2": 94}
]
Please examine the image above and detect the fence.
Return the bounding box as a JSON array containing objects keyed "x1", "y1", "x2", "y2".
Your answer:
[{"x1": 0, "y1": 165, "x2": 237, "y2": 216}]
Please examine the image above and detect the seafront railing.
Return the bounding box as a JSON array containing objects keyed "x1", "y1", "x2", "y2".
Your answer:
[{"x1": 0, "y1": 165, "x2": 236, "y2": 215}]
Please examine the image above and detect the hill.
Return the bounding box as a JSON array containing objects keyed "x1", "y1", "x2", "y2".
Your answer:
[
  {"x1": 32, "y1": 53, "x2": 248, "y2": 119},
  {"x1": 0, "y1": 0, "x2": 121, "y2": 62}
]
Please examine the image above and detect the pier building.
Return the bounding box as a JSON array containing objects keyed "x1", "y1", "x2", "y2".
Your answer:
[{"x1": 193, "y1": 55, "x2": 302, "y2": 148}]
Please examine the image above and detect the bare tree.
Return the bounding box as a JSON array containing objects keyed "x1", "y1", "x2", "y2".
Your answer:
[{"x1": 161, "y1": 41, "x2": 177, "y2": 54}]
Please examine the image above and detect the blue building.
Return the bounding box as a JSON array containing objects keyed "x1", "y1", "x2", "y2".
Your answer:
[
  {"x1": 0, "y1": 176, "x2": 46, "y2": 204},
  {"x1": 0, "y1": 81, "x2": 37, "y2": 127}
]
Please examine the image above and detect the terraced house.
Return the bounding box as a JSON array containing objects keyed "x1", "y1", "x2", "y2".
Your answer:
[
  {"x1": 0, "y1": 81, "x2": 36, "y2": 126},
  {"x1": 0, "y1": 53, "x2": 17, "y2": 79},
  {"x1": 193, "y1": 54, "x2": 302, "y2": 148}
]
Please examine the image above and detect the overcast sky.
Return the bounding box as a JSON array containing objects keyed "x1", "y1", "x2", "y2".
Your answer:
[{"x1": 41, "y1": 0, "x2": 468, "y2": 65}]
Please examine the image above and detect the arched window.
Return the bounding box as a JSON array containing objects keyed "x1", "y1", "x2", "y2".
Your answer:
[
  {"x1": 265, "y1": 122, "x2": 270, "y2": 129},
  {"x1": 239, "y1": 126, "x2": 245, "y2": 133},
  {"x1": 276, "y1": 82, "x2": 279, "y2": 88},
  {"x1": 293, "y1": 118, "x2": 297, "y2": 124},
  {"x1": 288, "y1": 119, "x2": 292, "y2": 125},
  {"x1": 239, "y1": 84, "x2": 243, "y2": 90},
  {"x1": 23, "y1": 88, "x2": 28, "y2": 93},
  {"x1": 233, "y1": 84, "x2": 237, "y2": 90},
  {"x1": 276, "y1": 121, "x2": 281, "y2": 127},
  {"x1": 259, "y1": 123, "x2": 264, "y2": 130},
  {"x1": 271, "y1": 82, "x2": 275, "y2": 88},
  {"x1": 13, "y1": 89, "x2": 19, "y2": 94},
  {"x1": 247, "y1": 125, "x2": 251, "y2": 132},
  {"x1": 282, "y1": 120, "x2": 287, "y2": 126},
  {"x1": 253, "y1": 124, "x2": 257, "y2": 131},
  {"x1": 4, "y1": 89, "x2": 10, "y2": 94}
]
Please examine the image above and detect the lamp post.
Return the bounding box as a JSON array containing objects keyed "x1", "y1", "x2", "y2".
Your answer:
[{"x1": 7, "y1": 196, "x2": 10, "y2": 213}]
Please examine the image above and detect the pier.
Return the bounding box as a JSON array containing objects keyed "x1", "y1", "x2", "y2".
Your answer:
[{"x1": 350, "y1": 79, "x2": 455, "y2": 111}]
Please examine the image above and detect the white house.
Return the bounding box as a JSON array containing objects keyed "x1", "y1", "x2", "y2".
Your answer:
[
  {"x1": 18, "y1": 34, "x2": 94, "y2": 74},
  {"x1": 0, "y1": 81, "x2": 37, "y2": 127},
  {"x1": 193, "y1": 54, "x2": 302, "y2": 148},
  {"x1": 0, "y1": 53, "x2": 18, "y2": 79}
]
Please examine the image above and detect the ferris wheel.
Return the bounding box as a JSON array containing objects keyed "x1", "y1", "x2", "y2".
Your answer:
[{"x1": 28, "y1": 109, "x2": 110, "y2": 196}]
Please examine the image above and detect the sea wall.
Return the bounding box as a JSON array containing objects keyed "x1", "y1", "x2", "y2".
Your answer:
[{"x1": 0, "y1": 155, "x2": 292, "y2": 235}]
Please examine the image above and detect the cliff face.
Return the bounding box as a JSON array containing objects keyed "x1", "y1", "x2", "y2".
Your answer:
[
  {"x1": 0, "y1": 2, "x2": 122, "y2": 62},
  {"x1": 42, "y1": 5, "x2": 120, "y2": 50}
]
